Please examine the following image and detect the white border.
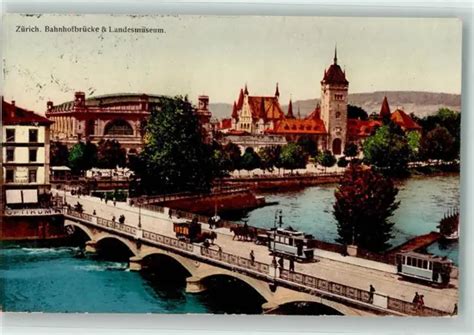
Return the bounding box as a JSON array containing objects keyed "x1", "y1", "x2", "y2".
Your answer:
[{"x1": 1, "y1": 1, "x2": 473, "y2": 334}]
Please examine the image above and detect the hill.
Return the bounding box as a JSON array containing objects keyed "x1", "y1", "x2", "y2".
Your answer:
[{"x1": 209, "y1": 91, "x2": 461, "y2": 120}]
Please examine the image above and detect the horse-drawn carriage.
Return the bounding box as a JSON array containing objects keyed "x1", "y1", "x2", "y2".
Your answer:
[
  {"x1": 268, "y1": 227, "x2": 316, "y2": 261},
  {"x1": 173, "y1": 218, "x2": 202, "y2": 242}
]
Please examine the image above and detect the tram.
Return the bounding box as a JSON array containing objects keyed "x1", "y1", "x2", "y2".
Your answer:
[
  {"x1": 173, "y1": 217, "x2": 202, "y2": 242},
  {"x1": 396, "y1": 251, "x2": 453, "y2": 286},
  {"x1": 268, "y1": 227, "x2": 316, "y2": 261}
]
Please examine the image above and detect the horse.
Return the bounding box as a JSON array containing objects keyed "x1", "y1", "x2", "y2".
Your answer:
[
  {"x1": 231, "y1": 225, "x2": 256, "y2": 241},
  {"x1": 196, "y1": 231, "x2": 217, "y2": 245}
]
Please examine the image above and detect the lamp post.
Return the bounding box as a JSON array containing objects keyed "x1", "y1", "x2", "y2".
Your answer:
[{"x1": 138, "y1": 199, "x2": 142, "y2": 229}]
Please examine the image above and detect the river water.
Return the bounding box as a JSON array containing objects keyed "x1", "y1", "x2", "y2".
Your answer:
[{"x1": 0, "y1": 175, "x2": 459, "y2": 314}]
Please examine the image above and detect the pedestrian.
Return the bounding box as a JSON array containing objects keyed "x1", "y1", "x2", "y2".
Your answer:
[
  {"x1": 369, "y1": 284, "x2": 375, "y2": 303},
  {"x1": 289, "y1": 258, "x2": 295, "y2": 272},
  {"x1": 412, "y1": 292, "x2": 419, "y2": 304},
  {"x1": 250, "y1": 250, "x2": 255, "y2": 265},
  {"x1": 113, "y1": 197, "x2": 116, "y2": 206},
  {"x1": 112, "y1": 215, "x2": 115, "y2": 222},
  {"x1": 418, "y1": 295, "x2": 425, "y2": 309},
  {"x1": 278, "y1": 257, "x2": 284, "y2": 270},
  {"x1": 272, "y1": 257, "x2": 277, "y2": 269},
  {"x1": 93, "y1": 210, "x2": 96, "y2": 216}
]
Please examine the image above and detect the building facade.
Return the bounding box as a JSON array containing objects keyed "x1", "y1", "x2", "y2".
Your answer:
[
  {"x1": 223, "y1": 49, "x2": 420, "y2": 155},
  {"x1": 46, "y1": 92, "x2": 213, "y2": 151},
  {"x1": 2, "y1": 99, "x2": 52, "y2": 208}
]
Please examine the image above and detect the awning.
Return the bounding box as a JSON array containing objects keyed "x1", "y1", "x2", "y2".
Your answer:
[
  {"x1": 22, "y1": 189, "x2": 38, "y2": 203},
  {"x1": 5, "y1": 190, "x2": 22, "y2": 204}
]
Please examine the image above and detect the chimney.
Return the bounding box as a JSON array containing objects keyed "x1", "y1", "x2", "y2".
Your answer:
[
  {"x1": 10, "y1": 100, "x2": 16, "y2": 118},
  {"x1": 47, "y1": 101, "x2": 54, "y2": 111},
  {"x1": 11, "y1": 100, "x2": 15, "y2": 106}
]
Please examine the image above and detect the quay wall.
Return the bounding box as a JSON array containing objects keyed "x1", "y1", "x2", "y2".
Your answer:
[{"x1": 219, "y1": 174, "x2": 342, "y2": 191}]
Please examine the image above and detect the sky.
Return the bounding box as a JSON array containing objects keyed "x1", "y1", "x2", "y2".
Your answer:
[{"x1": 3, "y1": 14, "x2": 462, "y2": 114}]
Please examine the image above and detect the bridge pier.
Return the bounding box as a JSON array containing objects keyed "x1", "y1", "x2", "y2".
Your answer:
[
  {"x1": 185, "y1": 276, "x2": 206, "y2": 293},
  {"x1": 261, "y1": 301, "x2": 279, "y2": 314},
  {"x1": 84, "y1": 240, "x2": 98, "y2": 255},
  {"x1": 129, "y1": 256, "x2": 143, "y2": 271}
]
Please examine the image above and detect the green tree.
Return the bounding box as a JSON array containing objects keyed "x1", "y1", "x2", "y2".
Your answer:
[
  {"x1": 343, "y1": 142, "x2": 359, "y2": 158},
  {"x1": 362, "y1": 123, "x2": 411, "y2": 176},
  {"x1": 337, "y1": 156, "x2": 349, "y2": 168},
  {"x1": 50, "y1": 141, "x2": 69, "y2": 166},
  {"x1": 258, "y1": 145, "x2": 281, "y2": 172},
  {"x1": 279, "y1": 143, "x2": 307, "y2": 172},
  {"x1": 138, "y1": 96, "x2": 215, "y2": 194},
  {"x1": 317, "y1": 150, "x2": 336, "y2": 172},
  {"x1": 333, "y1": 165, "x2": 399, "y2": 252},
  {"x1": 406, "y1": 131, "x2": 421, "y2": 161},
  {"x1": 240, "y1": 147, "x2": 261, "y2": 172},
  {"x1": 419, "y1": 126, "x2": 456, "y2": 162},
  {"x1": 221, "y1": 142, "x2": 242, "y2": 172},
  {"x1": 296, "y1": 135, "x2": 319, "y2": 158},
  {"x1": 97, "y1": 139, "x2": 126, "y2": 168},
  {"x1": 68, "y1": 141, "x2": 97, "y2": 174}
]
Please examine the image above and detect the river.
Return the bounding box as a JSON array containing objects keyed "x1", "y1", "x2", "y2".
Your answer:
[{"x1": 0, "y1": 175, "x2": 459, "y2": 313}]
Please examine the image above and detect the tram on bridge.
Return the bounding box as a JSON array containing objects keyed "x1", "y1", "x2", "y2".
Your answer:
[
  {"x1": 268, "y1": 227, "x2": 316, "y2": 261},
  {"x1": 396, "y1": 251, "x2": 453, "y2": 286}
]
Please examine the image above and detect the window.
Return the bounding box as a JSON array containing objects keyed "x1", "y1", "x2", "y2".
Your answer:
[
  {"x1": 29, "y1": 129, "x2": 38, "y2": 142},
  {"x1": 6, "y1": 148, "x2": 15, "y2": 162},
  {"x1": 29, "y1": 149, "x2": 38, "y2": 162},
  {"x1": 335, "y1": 111, "x2": 341, "y2": 118},
  {"x1": 428, "y1": 262, "x2": 432, "y2": 270},
  {"x1": 6, "y1": 129, "x2": 15, "y2": 142},
  {"x1": 334, "y1": 94, "x2": 344, "y2": 101},
  {"x1": 407, "y1": 257, "x2": 412, "y2": 266},
  {"x1": 104, "y1": 119, "x2": 134, "y2": 136},
  {"x1": 423, "y1": 260, "x2": 428, "y2": 269},
  {"x1": 6, "y1": 169, "x2": 14, "y2": 183},
  {"x1": 28, "y1": 169, "x2": 37, "y2": 183}
]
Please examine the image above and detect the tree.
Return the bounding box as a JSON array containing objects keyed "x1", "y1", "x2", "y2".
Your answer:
[
  {"x1": 337, "y1": 156, "x2": 349, "y2": 168},
  {"x1": 317, "y1": 150, "x2": 336, "y2": 172},
  {"x1": 406, "y1": 131, "x2": 421, "y2": 161},
  {"x1": 138, "y1": 96, "x2": 215, "y2": 194},
  {"x1": 419, "y1": 126, "x2": 456, "y2": 162},
  {"x1": 221, "y1": 142, "x2": 242, "y2": 172},
  {"x1": 240, "y1": 147, "x2": 261, "y2": 172},
  {"x1": 258, "y1": 145, "x2": 282, "y2": 172},
  {"x1": 68, "y1": 141, "x2": 97, "y2": 174},
  {"x1": 296, "y1": 135, "x2": 319, "y2": 158},
  {"x1": 279, "y1": 143, "x2": 307, "y2": 172},
  {"x1": 97, "y1": 139, "x2": 126, "y2": 169},
  {"x1": 418, "y1": 108, "x2": 460, "y2": 159},
  {"x1": 343, "y1": 142, "x2": 359, "y2": 158},
  {"x1": 333, "y1": 165, "x2": 399, "y2": 252},
  {"x1": 50, "y1": 141, "x2": 69, "y2": 166},
  {"x1": 347, "y1": 104, "x2": 369, "y2": 120},
  {"x1": 362, "y1": 123, "x2": 412, "y2": 176}
]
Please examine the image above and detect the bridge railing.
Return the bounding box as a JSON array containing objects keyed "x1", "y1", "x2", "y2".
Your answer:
[
  {"x1": 65, "y1": 208, "x2": 138, "y2": 236},
  {"x1": 279, "y1": 269, "x2": 449, "y2": 316},
  {"x1": 200, "y1": 246, "x2": 270, "y2": 275},
  {"x1": 142, "y1": 229, "x2": 194, "y2": 253}
]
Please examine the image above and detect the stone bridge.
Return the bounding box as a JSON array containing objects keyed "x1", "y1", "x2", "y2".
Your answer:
[{"x1": 63, "y1": 209, "x2": 449, "y2": 317}]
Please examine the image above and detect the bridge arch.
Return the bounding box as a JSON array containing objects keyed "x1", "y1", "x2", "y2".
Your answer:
[
  {"x1": 270, "y1": 300, "x2": 344, "y2": 316},
  {"x1": 64, "y1": 221, "x2": 94, "y2": 241},
  {"x1": 199, "y1": 271, "x2": 273, "y2": 303},
  {"x1": 139, "y1": 250, "x2": 195, "y2": 277},
  {"x1": 95, "y1": 234, "x2": 138, "y2": 259}
]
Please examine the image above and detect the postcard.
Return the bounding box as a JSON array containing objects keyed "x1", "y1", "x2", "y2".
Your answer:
[{"x1": 1, "y1": 14, "x2": 461, "y2": 316}]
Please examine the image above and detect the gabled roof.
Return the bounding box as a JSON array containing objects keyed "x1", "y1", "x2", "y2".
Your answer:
[
  {"x1": 2, "y1": 99, "x2": 52, "y2": 125},
  {"x1": 268, "y1": 118, "x2": 327, "y2": 135},
  {"x1": 305, "y1": 105, "x2": 321, "y2": 120},
  {"x1": 247, "y1": 96, "x2": 285, "y2": 121},
  {"x1": 391, "y1": 109, "x2": 422, "y2": 130},
  {"x1": 347, "y1": 119, "x2": 381, "y2": 138},
  {"x1": 219, "y1": 118, "x2": 232, "y2": 129}
]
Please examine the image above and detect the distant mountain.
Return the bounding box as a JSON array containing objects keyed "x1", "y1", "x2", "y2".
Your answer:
[{"x1": 209, "y1": 91, "x2": 461, "y2": 120}]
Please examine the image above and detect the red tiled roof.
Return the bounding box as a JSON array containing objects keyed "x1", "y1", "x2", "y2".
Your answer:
[
  {"x1": 347, "y1": 119, "x2": 381, "y2": 137},
  {"x1": 380, "y1": 96, "x2": 391, "y2": 118},
  {"x1": 236, "y1": 89, "x2": 244, "y2": 110},
  {"x1": 305, "y1": 105, "x2": 321, "y2": 120},
  {"x1": 2, "y1": 99, "x2": 52, "y2": 125},
  {"x1": 231, "y1": 101, "x2": 238, "y2": 119},
  {"x1": 220, "y1": 118, "x2": 232, "y2": 129},
  {"x1": 286, "y1": 100, "x2": 294, "y2": 118},
  {"x1": 268, "y1": 118, "x2": 327, "y2": 135},
  {"x1": 391, "y1": 109, "x2": 422, "y2": 130},
  {"x1": 247, "y1": 96, "x2": 285, "y2": 121},
  {"x1": 322, "y1": 63, "x2": 348, "y2": 85}
]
